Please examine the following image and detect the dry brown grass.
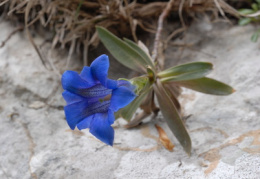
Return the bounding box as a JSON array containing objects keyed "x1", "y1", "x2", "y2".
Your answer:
[{"x1": 0, "y1": 0, "x2": 246, "y2": 68}]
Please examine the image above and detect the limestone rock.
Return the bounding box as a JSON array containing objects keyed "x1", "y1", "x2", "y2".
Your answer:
[{"x1": 0, "y1": 20, "x2": 260, "y2": 179}]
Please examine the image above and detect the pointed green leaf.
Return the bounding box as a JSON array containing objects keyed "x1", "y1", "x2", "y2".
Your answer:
[
  {"x1": 252, "y1": 3, "x2": 258, "y2": 11},
  {"x1": 123, "y1": 38, "x2": 155, "y2": 70},
  {"x1": 159, "y1": 70, "x2": 211, "y2": 82},
  {"x1": 238, "y1": 18, "x2": 252, "y2": 26},
  {"x1": 96, "y1": 26, "x2": 148, "y2": 72},
  {"x1": 163, "y1": 85, "x2": 181, "y2": 113},
  {"x1": 154, "y1": 80, "x2": 191, "y2": 155},
  {"x1": 158, "y1": 62, "x2": 213, "y2": 77},
  {"x1": 238, "y1": 9, "x2": 255, "y2": 15},
  {"x1": 173, "y1": 77, "x2": 235, "y2": 95},
  {"x1": 158, "y1": 62, "x2": 213, "y2": 82}
]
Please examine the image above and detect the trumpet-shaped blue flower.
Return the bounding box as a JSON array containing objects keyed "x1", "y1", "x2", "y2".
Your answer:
[{"x1": 61, "y1": 54, "x2": 136, "y2": 146}]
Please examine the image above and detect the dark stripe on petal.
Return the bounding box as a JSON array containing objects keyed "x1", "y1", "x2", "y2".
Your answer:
[
  {"x1": 87, "y1": 100, "x2": 110, "y2": 115},
  {"x1": 78, "y1": 84, "x2": 112, "y2": 98}
]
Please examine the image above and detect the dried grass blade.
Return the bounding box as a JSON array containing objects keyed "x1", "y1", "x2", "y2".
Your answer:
[{"x1": 25, "y1": 0, "x2": 49, "y2": 69}]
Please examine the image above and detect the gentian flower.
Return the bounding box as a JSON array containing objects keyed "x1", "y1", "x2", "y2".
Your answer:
[{"x1": 61, "y1": 54, "x2": 136, "y2": 146}]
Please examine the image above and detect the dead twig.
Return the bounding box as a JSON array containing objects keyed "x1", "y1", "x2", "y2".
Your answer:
[
  {"x1": 213, "y1": 0, "x2": 232, "y2": 24},
  {"x1": 25, "y1": 1, "x2": 50, "y2": 70},
  {"x1": 241, "y1": 10, "x2": 260, "y2": 18},
  {"x1": 123, "y1": 0, "x2": 138, "y2": 42},
  {"x1": 0, "y1": 25, "x2": 23, "y2": 48},
  {"x1": 165, "y1": 27, "x2": 186, "y2": 48},
  {"x1": 152, "y1": 0, "x2": 175, "y2": 68},
  {"x1": 1, "y1": 0, "x2": 244, "y2": 69},
  {"x1": 214, "y1": 0, "x2": 225, "y2": 18},
  {"x1": 0, "y1": 0, "x2": 9, "y2": 6},
  {"x1": 65, "y1": 36, "x2": 76, "y2": 69},
  {"x1": 83, "y1": 31, "x2": 90, "y2": 66},
  {"x1": 178, "y1": 0, "x2": 186, "y2": 28}
]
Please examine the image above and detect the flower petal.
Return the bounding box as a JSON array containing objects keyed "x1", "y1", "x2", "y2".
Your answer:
[
  {"x1": 64, "y1": 100, "x2": 89, "y2": 130},
  {"x1": 106, "y1": 79, "x2": 118, "y2": 89},
  {"x1": 61, "y1": 71, "x2": 93, "y2": 96},
  {"x1": 90, "y1": 54, "x2": 109, "y2": 87},
  {"x1": 89, "y1": 112, "x2": 114, "y2": 146},
  {"x1": 77, "y1": 115, "x2": 94, "y2": 130},
  {"x1": 110, "y1": 86, "x2": 136, "y2": 112},
  {"x1": 80, "y1": 66, "x2": 96, "y2": 85},
  {"x1": 62, "y1": 91, "x2": 84, "y2": 105},
  {"x1": 107, "y1": 109, "x2": 115, "y2": 125},
  {"x1": 118, "y1": 80, "x2": 136, "y2": 91}
]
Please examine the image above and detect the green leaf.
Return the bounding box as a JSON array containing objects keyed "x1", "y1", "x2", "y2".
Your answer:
[
  {"x1": 252, "y1": 3, "x2": 259, "y2": 11},
  {"x1": 123, "y1": 38, "x2": 155, "y2": 70},
  {"x1": 173, "y1": 77, "x2": 235, "y2": 95},
  {"x1": 158, "y1": 62, "x2": 213, "y2": 77},
  {"x1": 163, "y1": 85, "x2": 181, "y2": 113},
  {"x1": 75, "y1": 0, "x2": 84, "y2": 19},
  {"x1": 158, "y1": 62, "x2": 213, "y2": 82},
  {"x1": 159, "y1": 70, "x2": 212, "y2": 82},
  {"x1": 239, "y1": 18, "x2": 252, "y2": 26},
  {"x1": 251, "y1": 32, "x2": 259, "y2": 42},
  {"x1": 96, "y1": 26, "x2": 148, "y2": 72},
  {"x1": 154, "y1": 80, "x2": 191, "y2": 155},
  {"x1": 238, "y1": 9, "x2": 255, "y2": 15}
]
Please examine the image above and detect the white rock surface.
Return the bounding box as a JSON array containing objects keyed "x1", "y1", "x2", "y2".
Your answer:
[{"x1": 0, "y1": 21, "x2": 260, "y2": 179}]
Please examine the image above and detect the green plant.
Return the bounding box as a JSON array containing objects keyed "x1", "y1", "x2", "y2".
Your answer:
[
  {"x1": 239, "y1": 0, "x2": 260, "y2": 42},
  {"x1": 96, "y1": 26, "x2": 234, "y2": 155}
]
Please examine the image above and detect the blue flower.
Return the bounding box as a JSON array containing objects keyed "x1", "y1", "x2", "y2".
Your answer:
[{"x1": 61, "y1": 54, "x2": 136, "y2": 146}]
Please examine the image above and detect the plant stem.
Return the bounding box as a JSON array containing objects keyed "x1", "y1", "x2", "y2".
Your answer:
[{"x1": 152, "y1": 0, "x2": 175, "y2": 68}]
